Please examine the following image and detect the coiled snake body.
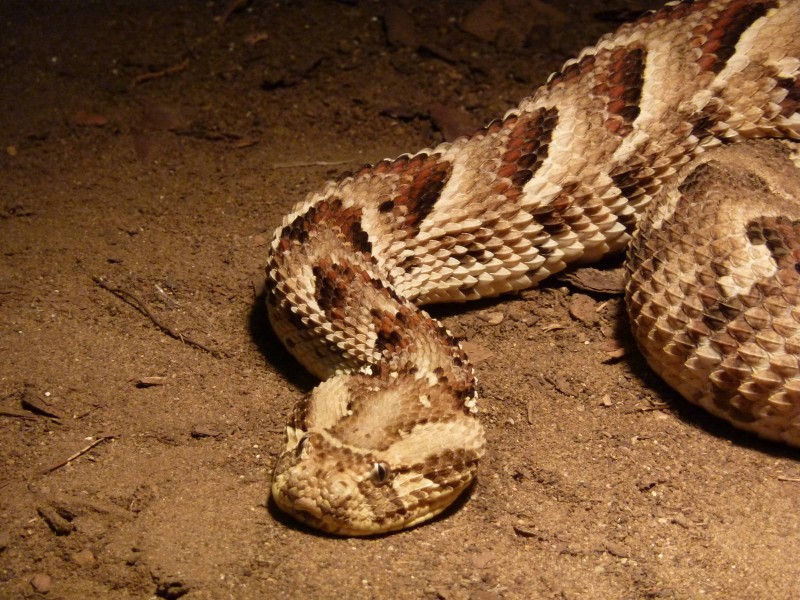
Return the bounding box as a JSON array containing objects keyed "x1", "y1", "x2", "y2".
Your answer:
[{"x1": 266, "y1": 0, "x2": 800, "y2": 535}]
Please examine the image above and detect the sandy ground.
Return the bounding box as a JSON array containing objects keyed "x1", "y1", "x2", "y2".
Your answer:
[{"x1": 1, "y1": 0, "x2": 799, "y2": 598}]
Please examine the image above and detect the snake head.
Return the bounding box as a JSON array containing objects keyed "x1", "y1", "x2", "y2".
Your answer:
[{"x1": 270, "y1": 373, "x2": 485, "y2": 535}]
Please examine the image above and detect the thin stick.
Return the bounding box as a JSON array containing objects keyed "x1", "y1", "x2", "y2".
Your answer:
[
  {"x1": 43, "y1": 436, "x2": 114, "y2": 474},
  {"x1": 265, "y1": 159, "x2": 356, "y2": 170},
  {"x1": 777, "y1": 475, "x2": 800, "y2": 483},
  {"x1": 131, "y1": 58, "x2": 189, "y2": 88},
  {"x1": 217, "y1": 0, "x2": 250, "y2": 24},
  {"x1": 92, "y1": 276, "x2": 223, "y2": 358},
  {"x1": 0, "y1": 409, "x2": 37, "y2": 421}
]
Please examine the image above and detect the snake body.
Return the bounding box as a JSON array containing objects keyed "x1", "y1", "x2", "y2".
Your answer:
[{"x1": 266, "y1": 0, "x2": 800, "y2": 535}]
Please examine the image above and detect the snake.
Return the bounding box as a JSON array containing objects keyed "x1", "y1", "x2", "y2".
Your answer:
[{"x1": 264, "y1": 0, "x2": 800, "y2": 535}]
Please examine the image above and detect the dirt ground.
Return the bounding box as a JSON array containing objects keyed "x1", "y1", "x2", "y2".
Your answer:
[{"x1": 1, "y1": 0, "x2": 799, "y2": 598}]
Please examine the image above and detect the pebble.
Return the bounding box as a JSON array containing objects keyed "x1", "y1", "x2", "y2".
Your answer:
[
  {"x1": 30, "y1": 573, "x2": 52, "y2": 594},
  {"x1": 460, "y1": 341, "x2": 495, "y2": 364},
  {"x1": 72, "y1": 549, "x2": 96, "y2": 567},
  {"x1": 479, "y1": 311, "x2": 505, "y2": 326},
  {"x1": 191, "y1": 424, "x2": 223, "y2": 439},
  {"x1": 568, "y1": 293, "x2": 599, "y2": 326},
  {"x1": 605, "y1": 541, "x2": 629, "y2": 558}
]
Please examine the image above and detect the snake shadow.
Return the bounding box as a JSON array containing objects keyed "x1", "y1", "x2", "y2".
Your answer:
[
  {"x1": 611, "y1": 306, "x2": 800, "y2": 460},
  {"x1": 248, "y1": 286, "x2": 317, "y2": 393}
]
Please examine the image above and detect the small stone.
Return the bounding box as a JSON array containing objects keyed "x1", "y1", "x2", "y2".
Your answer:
[
  {"x1": 72, "y1": 549, "x2": 96, "y2": 567},
  {"x1": 6, "y1": 145, "x2": 17, "y2": 156},
  {"x1": 568, "y1": 293, "x2": 599, "y2": 325},
  {"x1": 605, "y1": 541, "x2": 629, "y2": 558},
  {"x1": 548, "y1": 373, "x2": 580, "y2": 397},
  {"x1": 191, "y1": 424, "x2": 223, "y2": 439},
  {"x1": 480, "y1": 311, "x2": 505, "y2": 326},
  {"x1": 460, "y1": 341, "x2": 495, "y2": 364},
  {"x1": 30, "y1": 573, "x2": 52, "y2": 594},
  {"x1": 603, "y1": 346, "x2": 627, "y2": 362},
  {"x1": 600, "y1": 394, "x2": 613, "y2": 407}
]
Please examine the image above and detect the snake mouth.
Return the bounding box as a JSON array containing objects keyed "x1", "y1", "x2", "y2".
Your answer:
[{"x1": 292, "y1": 496, "x2": 323, "y2": 520}]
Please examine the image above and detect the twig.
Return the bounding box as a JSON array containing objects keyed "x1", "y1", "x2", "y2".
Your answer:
[
  {"x1": 777, "y1": 475, "x2": 800, "y2": 483},
  {"x1": 217, "y1": 0, "x2": 251, "y2": 24},
  {"x1": 92, "y1": 276, "x2": 224, "y2": 358},
  {"x1": 626, "y1": 402, "x2": 670, "y2": 413},
  {"x1": 0, "y1": 408, "x2": 37, "y2": 421},
  {"x1": 265, "y1": 159, "x2": 356, "y2": 170},
  {"x1": 131, "y1": 58, "x2": 189, "y2": 88},
  {"x1": 43, "y1": 436, "x2": 114, "y2": 474}
]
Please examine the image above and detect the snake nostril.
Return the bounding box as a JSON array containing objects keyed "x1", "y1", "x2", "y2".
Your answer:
[{"x1": 328, "y1": 478, "x2": 353, "y2": 507}]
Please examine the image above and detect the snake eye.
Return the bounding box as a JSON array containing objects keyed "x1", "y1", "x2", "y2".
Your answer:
[
  {"x1": 370, "y1": 462, "x2": 391, "y2": 485},
  {"x1": 295, "y1": 433, "x2": 311, "y2": 457}
]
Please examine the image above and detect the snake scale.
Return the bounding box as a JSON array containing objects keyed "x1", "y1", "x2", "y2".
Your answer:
[{"x1": 265, "y1": 0, "x2": 800, "y2": 535}]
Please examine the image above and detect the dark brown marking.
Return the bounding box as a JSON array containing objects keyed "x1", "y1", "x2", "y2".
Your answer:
[
  {"x1": 688, "y1": 106, "x2": 724, "y2": 141},
  {"x1": 599, "y1": 47, "x2": 645, "y2": 136},
  {"x1": 636, "y1": 0, "x2": 711, "y2": 26},
  {"x1": 547, "y1": 54, "x2": 596, "y2": 89},
  {"x1": 746, "y1": 216, "x2": 800, "y2": 270},
  {"x1": 498, "y1": 107, "x2": 558, "y2": 193},
  {"x1": 375, "y1": 153, "x2": 452, "y2": 233},
  {"x1": 702, "y1": 303, "x2": 738, "y2": 334},
  {"x1": 369, "y1": 307, "x2": 409, "y2": 355},
  {"x1": 313, "y1": 262, "x2": 354, "y2": 316},
  {"x1": 347, "y1": 220, "x2": 372, "y2": 255},
  {"x1": 403, "y1": 155, "x2": 452, "y2": 231},
  {"x1": 778, "y1": 75, "x2": 800, "y2": 118},
  {"x1": 610, "y1": 152, "x2": 673, "y2": 232},
  {"x1": 698, "y1": 1, "x2": 775, "y2": 74},
  {"x1": 530, "y1": 181, "x2": 585, "y2": 236},
  {"x1": 280, "y1": 197, "x2": 373, "y2": 257}
]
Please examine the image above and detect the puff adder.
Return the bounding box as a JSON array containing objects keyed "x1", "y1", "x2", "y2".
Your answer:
[{"x1": 265, "y1": 0, "x2": 800, "y2": 535}]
